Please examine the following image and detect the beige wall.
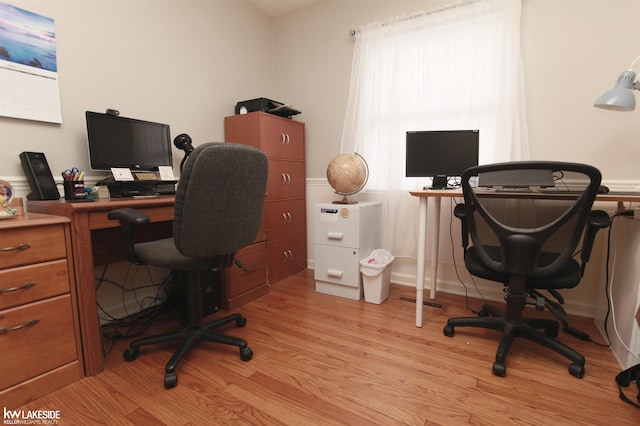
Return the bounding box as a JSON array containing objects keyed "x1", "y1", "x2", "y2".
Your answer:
[
  {"x1": 273, "y1": 0, "x2": 640, "y2": 184},
  {"x1": 2, "y1": 0, "x2": 639, "y2": 322},
  {"x1": 270, "y1": 0, "x2": 640, "y2": 321},
  {"x1": 1, "y1": 0, "x2": 273, "y2": 182},
  {"x1": 4, "y1": 0, "x2": 639, "y2": 189}
]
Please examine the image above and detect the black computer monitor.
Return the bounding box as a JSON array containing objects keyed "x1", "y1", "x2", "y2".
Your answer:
[
  {"x1": 405, "y1": 129, "x2": 479, "y2": 189},
  {"x1": 85, "y1": 111, "x2": 172, "y2": 172}
]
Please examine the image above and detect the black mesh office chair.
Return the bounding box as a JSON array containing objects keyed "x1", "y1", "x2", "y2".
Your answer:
[
  {"x1": 443, "y1": 161, "x2": 610, "y2": 378},
  {"x1": 107, "y1": 142, "x2": 268, "y2": 388}
]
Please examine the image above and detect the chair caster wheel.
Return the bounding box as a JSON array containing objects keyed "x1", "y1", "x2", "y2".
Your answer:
[
  {"x1": 164, "y1": 372, "x2": 178, "y2": 388},
  {"x1": 492, "y1": 362, "x2": 506, "y2": 377},
  {"x1": 240, "y1": 347, "x2": 253, "y2": 361},
  {"x1": 443, "y1": 325, "x2": 455, "y2": 337},
  {"x1": 236, "y1": 316, "x2": 247, "y2": 328},
  {"x1": 123, "y1": 347, "x2": 139, "y2": 362},
  {"x1": 569, "y1": 362, "x2": 585, "y2": 378}
]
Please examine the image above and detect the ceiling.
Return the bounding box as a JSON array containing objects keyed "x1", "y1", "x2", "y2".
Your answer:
[{"x1": 247, "y1": 0, "x2": 321, "y2": 17}]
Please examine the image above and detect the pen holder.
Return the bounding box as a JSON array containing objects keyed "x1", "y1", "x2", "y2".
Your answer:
[{"x1": 64, "y1": 180, "x2": 86, "y2": 201}]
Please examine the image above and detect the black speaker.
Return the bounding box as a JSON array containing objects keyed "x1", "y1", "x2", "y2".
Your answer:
[{"x1": 19, "y1": 151, "x2": 60, "y2": 200}]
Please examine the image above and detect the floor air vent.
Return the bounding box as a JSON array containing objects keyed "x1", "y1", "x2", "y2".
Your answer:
[{"x1": 398, "y1": 296, "x2": 444, "y2": 310}]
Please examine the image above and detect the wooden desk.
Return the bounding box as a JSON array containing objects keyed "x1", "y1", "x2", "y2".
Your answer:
[
  {"x1": 27, "y1": 197, "x2": 175, "y2": 376},
  {"x1": 410, "y1": 189, "x2": 640, "y2": 328}
]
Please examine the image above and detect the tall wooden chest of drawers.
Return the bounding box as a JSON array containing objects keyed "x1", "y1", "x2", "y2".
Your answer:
[{"x1": 225, "y1": 112, "x2": 307, "y2": 291}]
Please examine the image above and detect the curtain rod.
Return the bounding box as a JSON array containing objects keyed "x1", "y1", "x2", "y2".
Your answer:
[{"x1": 348, "y1": 0, "x2": 481, "y2": 37}]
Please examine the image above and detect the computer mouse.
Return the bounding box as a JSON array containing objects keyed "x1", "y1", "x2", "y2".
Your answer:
[{"x1": 598, "y1": 185, "x2": 609, "y2": 194}]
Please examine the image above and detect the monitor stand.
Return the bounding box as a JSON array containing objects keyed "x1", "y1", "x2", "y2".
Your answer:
[
  {"x1": 426, "y1": 175, "x2": 456, "y2": 190},
  {"x1": 97, "y1": 178, "x2": 177, "y2": 197}
]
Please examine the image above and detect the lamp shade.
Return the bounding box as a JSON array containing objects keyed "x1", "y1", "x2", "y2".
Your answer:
[{"x1": 594, "y1": 70, "x2": 637, "y2": 111}]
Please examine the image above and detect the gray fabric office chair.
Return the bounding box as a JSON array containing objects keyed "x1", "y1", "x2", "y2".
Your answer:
[
  {"x1": 443, "y1": 161, "x2": 610, "y2": 378},
  {"x1": 107, "y1": 142, "x2": 268, "y2": 388}
]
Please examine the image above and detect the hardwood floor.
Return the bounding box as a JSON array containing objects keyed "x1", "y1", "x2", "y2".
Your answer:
[{"x1": 17, "y1": 270, "x2": 638, "y2": 425}]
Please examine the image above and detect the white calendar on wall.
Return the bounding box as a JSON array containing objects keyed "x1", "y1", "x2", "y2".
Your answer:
[{"x1": 0, "y1": 2, "x2": 62, "y2": 124}]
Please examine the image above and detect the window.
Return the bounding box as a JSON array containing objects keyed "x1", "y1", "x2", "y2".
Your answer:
[{"x1": 341, "y1": 0, "x2": 527, "y2": 254}]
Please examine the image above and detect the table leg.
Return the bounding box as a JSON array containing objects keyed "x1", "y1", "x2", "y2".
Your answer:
[
  {"x1": 71, "y1": 213, "x2": 104, "y2": 376},
  {"x1": 416, "y1": 197, "x2": 428, "y2": 327},
  {"x1": 429, "y1": 197, "x2": 441, "y2": 300}
]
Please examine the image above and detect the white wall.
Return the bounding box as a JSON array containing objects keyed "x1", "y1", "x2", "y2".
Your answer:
[{"x1": 1, "y1": 0, "x2": 274, "y2": 185}]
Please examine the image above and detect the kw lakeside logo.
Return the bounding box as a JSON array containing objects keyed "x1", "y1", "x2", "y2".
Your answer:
[{"x1": 3, "y1": 407, "x2": 60, "y2": 425}]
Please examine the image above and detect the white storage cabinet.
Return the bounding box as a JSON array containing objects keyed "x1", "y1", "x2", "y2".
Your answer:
[{"x1": 314, "y1": 201, "x2": 382, "y2": 300}]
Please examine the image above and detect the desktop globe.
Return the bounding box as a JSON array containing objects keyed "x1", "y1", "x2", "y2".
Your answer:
[{"x1": 326, "y1": 153, "x2": 369, "y2": 204}]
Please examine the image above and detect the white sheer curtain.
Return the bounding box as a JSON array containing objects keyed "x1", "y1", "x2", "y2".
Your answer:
[{"x1": 341, "y1": 0, "x2": 528, "y2": 257}]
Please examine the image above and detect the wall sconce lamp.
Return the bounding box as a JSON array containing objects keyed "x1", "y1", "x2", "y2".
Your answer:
[{"x1": 594, "y1": 56, "x2": 640, "y2": 111}]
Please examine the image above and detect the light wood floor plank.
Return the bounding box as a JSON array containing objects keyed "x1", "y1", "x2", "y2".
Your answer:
[{"x1": 16, "y1": 270, "x2": 639, "y2": 425}]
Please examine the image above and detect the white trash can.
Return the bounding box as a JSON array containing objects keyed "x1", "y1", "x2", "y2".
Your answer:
[{"x1": 360, "y1": 249, "x2": 394, "y2": 304}]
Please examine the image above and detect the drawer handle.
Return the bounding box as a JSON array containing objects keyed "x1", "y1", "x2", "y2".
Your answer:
[
  {"x1": 327, "y1": 232, "x2": 343, "y2": 240},
  {"x1": 0, "y1": 282, "x2": 36, "y2": 294},
  {"x1": 233, "y1": 258, "x2": 256, "y2": 273},
  {"x1": 281, "y1": 132, "x2": 290, "y2": 145},
  {"x1": 327, "y1": 269, "x2": 343, "y2": 278},
  {"x1": 0, "y1": 319, "x2": 39, "y2": 335},
  {"x1": 283, "y1": 250, "x2": 293, "y2": 262},
  {"x1": 281, "y1": 212, "x2": 292, "y2": 224},
  {"x1": 280, "y1": 173, "x2": 291, "y2": 185},
  {"x1": 1, "y1": 243, "x2": 30, "y2": 252}
]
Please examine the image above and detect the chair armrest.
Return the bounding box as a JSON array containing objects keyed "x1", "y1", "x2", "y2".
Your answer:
[
  {"x1": 107, "y1": 208, "x2": 151, "y2": 224},
  {"x1": 454, "y1": 203, "x2": 469, "y2": 249},
  {"x1": 580, "y1": 210, "x2": 611, "y2": 271},
  {"x1": 107, "y1": 208, "x2": 152, "y2": 264},
  {"x1": 587, "y1": 210, "x2": 611, "y2": 229}
]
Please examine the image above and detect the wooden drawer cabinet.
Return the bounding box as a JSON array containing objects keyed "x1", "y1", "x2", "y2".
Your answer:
[
  {"x1": 264, "y1": 199, "x2": 306, "y2": 241},
  {"x1": 0, "y1": 260, "x2": 70, "y2": 310},
  {"x1": 2, "y1": 295, "x2": 77, "y2": 390},
  {"x1": 267, "y1": 160, "x2": 306, "y2": 199},
  {"x1": 0, "y1": 225, "x2": 66, "y2": 268},
  {"x1": 261, "y1": 116, "x2": 305, "y2": 160},
  {"x1": 225, "y1": 111, "x2": 304, "y2": 160},
  {"x1": 225, "y1": 112, "x2": 307, "y2": 296},
  {"x1": 0, "y1": 214, "x2": 83, "y2": 409},
  {"x1": 267, "y1": 235, "x2": 307, "y2": 283},
  {"x1": 221, "y1": 241, "x2": 267, "y2": 311}
]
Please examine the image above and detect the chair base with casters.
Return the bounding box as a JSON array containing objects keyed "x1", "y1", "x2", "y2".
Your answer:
[
  {"x1": 443, "y1": 300, "x2": 585, "y2": 378},
  {"x1": 443, "y1": 259, "x2": 588, "y2": 378},
  {"x1": 121, "y1": 268, "x2": 253, "y2": 389}
]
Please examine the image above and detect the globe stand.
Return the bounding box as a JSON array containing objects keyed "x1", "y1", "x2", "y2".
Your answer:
[{"x1": 333, "y1": 194, "x2": 358, "y2": 204}]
